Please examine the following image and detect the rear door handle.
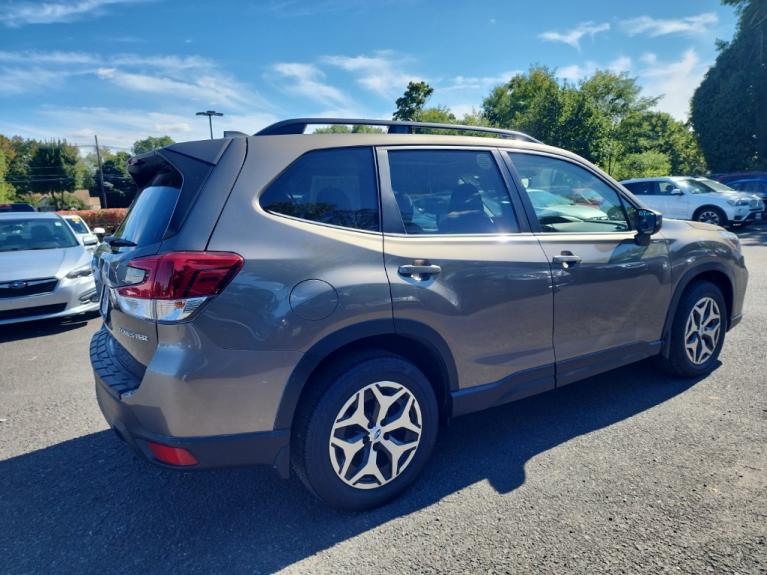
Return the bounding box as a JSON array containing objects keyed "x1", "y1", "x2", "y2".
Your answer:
[
  {"x1": 552, "y1": 253, "x2": 582, "y2": 268},
  {"x1": 398, "y1": 264, "x2": 442, "y2": 279}
]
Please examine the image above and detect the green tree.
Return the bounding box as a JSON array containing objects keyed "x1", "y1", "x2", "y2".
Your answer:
[
  {"x1": 613, "y1": 151, "x2": 672, "y2": 181},
  {"x1": 691, "y1": 0, "x2": 767, "y2": 171},
  {"x1": 1, "y1": 136, "x2": 38, "y2": 197},
  {"x1": 393, "y1": 81, "x2": 434, "y2": 121},
  {"x1": 0, "y1": 147, "x2": 14, "y2": 203},
  {"x1": 95, "y1": 150, "x2": 137, "y2": 207},
  {"x1": 132, "y1": 136, "x2": 175, "y2": 155},
  {"x1": 27, "y1": 141, "x2": 79, "y2": 210}
]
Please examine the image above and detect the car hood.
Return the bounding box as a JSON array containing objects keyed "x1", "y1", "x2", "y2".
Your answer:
[{"x1": 0, "y1": 246, "x2": 90, "y2": 281}]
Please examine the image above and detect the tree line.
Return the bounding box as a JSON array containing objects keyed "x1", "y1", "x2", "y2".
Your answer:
[{"x1": 0, "y1": 135, "x2": 173, "y2": 208}]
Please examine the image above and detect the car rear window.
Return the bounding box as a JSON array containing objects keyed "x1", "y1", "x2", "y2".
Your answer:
[
  {"x1": 114, "y1": 156, "x2": 183, "y2": 245},
  {"x1": 259, "y1": 147, "x2": 380, "y2": 232}
]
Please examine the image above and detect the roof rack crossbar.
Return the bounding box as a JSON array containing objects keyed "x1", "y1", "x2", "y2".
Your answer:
[{"x1": 254, "y1": 118, "x2": 541, "y2": 143}]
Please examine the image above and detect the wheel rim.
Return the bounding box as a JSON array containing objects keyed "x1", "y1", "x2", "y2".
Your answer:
[
  {"x1": 684, "y1": 296, "x2": 721, "y2": 365},
  {"x1": 328, "y1": 381, "x2": 422, "y2": 490},
  {"x1": 698, "y1": 210, "x2": 721, "y2": 225}
]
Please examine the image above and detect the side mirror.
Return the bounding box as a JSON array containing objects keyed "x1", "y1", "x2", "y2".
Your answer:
[
  {"x1": 670, "y1": 188, "x2": 684, "y2": 195},
  {"x1": 84, "y1": 236, "x2": 98, "y2": 246},
  {"x1": 93, "y1": 227, "x2": 106, "y2": 241},
  {"x1": 635, "y1": 208, "x2": 662, "y2": 246}
]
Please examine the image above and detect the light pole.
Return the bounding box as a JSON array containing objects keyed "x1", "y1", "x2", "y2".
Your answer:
[{"x1": 196, "y1": 110, "x2": 223, "y2": 139}]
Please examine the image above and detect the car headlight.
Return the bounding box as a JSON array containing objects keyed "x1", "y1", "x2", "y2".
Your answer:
[
  {"x1": 726, "y1": 199, "x2": 749, "y2": 206},
  {"x1": 720, "y1": 230, "x2": 741, "y2": 255},
  {"x1": 66, "y1": 264, "x2": 93, "y2": 279}
]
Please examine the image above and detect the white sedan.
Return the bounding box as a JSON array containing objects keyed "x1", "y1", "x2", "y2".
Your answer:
[{"x1": 0, "y1": 212, "x2": 99, "y2": 325}]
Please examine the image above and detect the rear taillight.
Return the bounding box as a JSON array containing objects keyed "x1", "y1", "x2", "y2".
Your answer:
[{"x1": 114, "y1": 251, "x2": 243, "y2": 322}]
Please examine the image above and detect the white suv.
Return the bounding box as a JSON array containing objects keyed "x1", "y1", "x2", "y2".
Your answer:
[{"x1": 620, "y1": 176, "x2": 763, "y2": 227}]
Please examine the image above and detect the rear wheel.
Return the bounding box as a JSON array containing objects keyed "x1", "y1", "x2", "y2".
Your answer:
[
  {"x1": 657, "y1": 281, "x2": 726, "y2": 377},
  {"x1": 292, "y1": 352, "x2": 439, "y2": 510},
  {"x1": 694, "y1": 206, "x2": 727, "y2": 227}
]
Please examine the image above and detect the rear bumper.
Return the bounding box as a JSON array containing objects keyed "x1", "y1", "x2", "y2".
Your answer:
[
  {"x1": 95, "y1": 378, "x2": 290, "y2": 475},
  {"x1": 90, "y1": 327, "x2": 295, "y2": 476}
]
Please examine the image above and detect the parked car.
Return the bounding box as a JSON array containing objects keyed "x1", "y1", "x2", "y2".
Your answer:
[
  {"x1": 620, "y1": 176, "x2": 762, "y2": 227},
  {"x1": 728, "y1": 177, "x2": 767, "y2": 203},
  {"x1": 0, "y1": 203, "x2": 36, "y2": 212},
  {"x1": 61, "y1": 214, "x2": 101, "y2": 252},
  {"x1": 693, "y1": 177, "x2": 765, "y2": 221},
  {"x1": 91, "y1": 118, "x2": 747, "y2": 510},
  {"x1": 0, "y1": 212, "x2": 99, "y2": 325}
]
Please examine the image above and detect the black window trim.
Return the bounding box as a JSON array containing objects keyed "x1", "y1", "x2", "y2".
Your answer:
[
  {"x1": 256, "y1": 145, "x2": 383, "y2": 235},
  {"x1": 376, "y1": 144, "x2": 533, "y2": 237},
  {"x1": 501, "y1": 149, "x2": 639, "y2": 235}
]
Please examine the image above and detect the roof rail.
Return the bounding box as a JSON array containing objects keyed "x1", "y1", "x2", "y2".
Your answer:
[{"x1": 254, "y1": 118, "x2": 541, "y2": 143}]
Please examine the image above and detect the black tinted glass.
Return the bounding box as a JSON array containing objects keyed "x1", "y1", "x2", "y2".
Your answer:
[
  {"x1": 114, "y1": 185, "x2": 180, "y2": 245},
  {"x1": 260, "y1": 147, "x2": 379, "y2": 232},
  {"x1": 387, "y1": 149, "x2": 518, "y2": 235}
]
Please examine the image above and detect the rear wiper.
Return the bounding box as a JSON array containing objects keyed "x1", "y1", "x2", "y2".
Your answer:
[{"x1": 106, "y1": 236, "x2": 137, "y2": 248}]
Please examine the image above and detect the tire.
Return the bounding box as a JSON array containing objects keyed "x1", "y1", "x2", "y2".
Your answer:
[
  {"x1": 657, "y1": 281, "x2": 727, "y2": 378},
  {"x1": 693, "y1": 206, "x2": 727, "y2": 227},
  {"x1": 292, "y1": 351, "x2": 439, "y2": 511}
]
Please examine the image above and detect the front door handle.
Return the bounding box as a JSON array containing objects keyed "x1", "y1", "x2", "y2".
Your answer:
[
  {"x1": 398, "y1": 263, "x2": 442, "y2": 280},
  {"x1": 552, "y1": 252, "x2": 582, "y2": 268}
]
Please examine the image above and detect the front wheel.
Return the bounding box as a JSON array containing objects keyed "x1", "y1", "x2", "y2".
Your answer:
[
  {"x1": 292, "y1": 352, "x2": 439, "y2": 510},
  {"x1": 657, "y1": 281, "x2": 727, "y2": 378},
  {"x1": 694, "y1": 206, "x2": 727, "y2": 227}
]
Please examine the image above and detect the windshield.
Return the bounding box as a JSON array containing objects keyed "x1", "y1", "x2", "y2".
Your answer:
[
  {"x1": 0, "y1": 218, "x2": 79, "y2": 252},
  {"x1": 696, "y1": 178, "x2": 736, "y2": 193},
  {"x1": 65, "y1": 217, "x2": 89, "y2": 234},
  {"x1": 527, "y1": 190, "x2": 572, "y2": 207},
  {"x1": 677, "y1": 179, "x2": 713, "y2": 194}
]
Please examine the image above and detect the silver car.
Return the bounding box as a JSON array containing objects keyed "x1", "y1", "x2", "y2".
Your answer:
[
  {"x1": 61, "y1": 214, "x2": 101, "y2": 252},
  {"x1": 0, "y1": 212, "x2": 99, "y2": 325}
]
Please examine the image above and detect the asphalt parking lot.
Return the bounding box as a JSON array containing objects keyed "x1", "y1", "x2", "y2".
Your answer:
[{"x1": 1, "y1": 227, "x2": 766, "y2": 575}]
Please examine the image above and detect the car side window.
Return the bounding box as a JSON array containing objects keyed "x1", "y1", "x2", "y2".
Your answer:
[
  {"x1": 386, "y1": 149, "x2": 518, "y2": 235},
  {"x1": 624, "y1": 181, "x2": 655, "y2": 195},
  {"x1": 509, "y1": 152, "x2": 631, "y2": 233},
  {"x1": 657, "y1": 181, "x2": 679, "y2": 196},
  {"x1": 260, "y1": 147, "x2": 379, "y2": 232}
]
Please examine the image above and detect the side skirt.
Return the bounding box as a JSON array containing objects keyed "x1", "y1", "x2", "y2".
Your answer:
[{"x1": 450, "y1": 340, "x2": 663, "y2": 418}]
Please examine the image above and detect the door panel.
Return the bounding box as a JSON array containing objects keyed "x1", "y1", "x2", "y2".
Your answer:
[
  {"x1": 384, "y1": 234, "x2": 555, "y2": 390},
  {"x1": 505, "y1": 151, "x2": 673, "y2": 383},
  {"x1": 534, "y1": 233, "x2": 670, "y2": 363},
  {"x1": 378, "y1": 147, "x2": 555, "y2": 395}
]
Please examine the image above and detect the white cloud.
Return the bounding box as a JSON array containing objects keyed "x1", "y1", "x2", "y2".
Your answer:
[
  {"x1": 6, "y1": 106, "x2": 278, "y2": 150},
  {"x1": 272, "y1": 62, "x2": 349, "y2": 107},
  {"x1": 323, "y1": 51, "x2": 422, "y2": 99},
  {"x1": 621, "y1": 13, "x2": 718, "y2": 37},
  {"x1": 539, "y1": 21, "x2": 610, "y2": 49},
  {"x1": 441, "y1": 71, "x2": 521, "y2": 92},
  {"x1": 0, "y1": 0, "x2": 143, "y2": 27},
  {"x1": 638, "y1": 49, "x2": 706, "y2": 120},
  {"x1": 0, "y1": 49, "x2": 267, "y2": 111},
  {"x1": 557, "y1": 56, "x2": 632, "y2": 82}
]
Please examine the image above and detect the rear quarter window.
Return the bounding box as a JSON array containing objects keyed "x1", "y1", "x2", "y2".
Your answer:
[{"x1": 259, "y1": 147, "x2": 380, "y2": 232}]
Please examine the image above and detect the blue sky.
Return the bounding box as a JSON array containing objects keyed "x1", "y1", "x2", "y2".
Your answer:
[{"x1": 0, "y1": 0, "x2": 737, "y2": 150}]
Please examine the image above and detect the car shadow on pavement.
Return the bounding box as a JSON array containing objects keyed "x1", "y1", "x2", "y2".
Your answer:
[
  {"x1": 0, "y1": 313, "x2": 98, "y2": 343},
  {"x1": 0, "y1": 360, "x2": 705, "y2": 574},
  {"x1": 736, "y1": 223, "x2": 767, "y2": 246}
]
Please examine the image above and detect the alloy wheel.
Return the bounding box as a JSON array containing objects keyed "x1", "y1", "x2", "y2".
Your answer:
[
  {"x1": 684, "y1": 296, "x2": 721, "y2": 365},
  {"x1": 328, "y1": 381, "x2": 422, "y2": 490},
  {"x1": 697, "y1": 210, "x2": 722, "y2": 225}
]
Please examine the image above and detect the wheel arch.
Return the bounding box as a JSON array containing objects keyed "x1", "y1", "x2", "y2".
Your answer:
[
  {"x1": 274, "y1": 319, "x2": 458, "y2": 430},
  {"x1": 661, "y1": 263, "x2": 735, "y2": 357},
  {"x1": 692, "y1": 204, "x2": 728, "y2": 223}
]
